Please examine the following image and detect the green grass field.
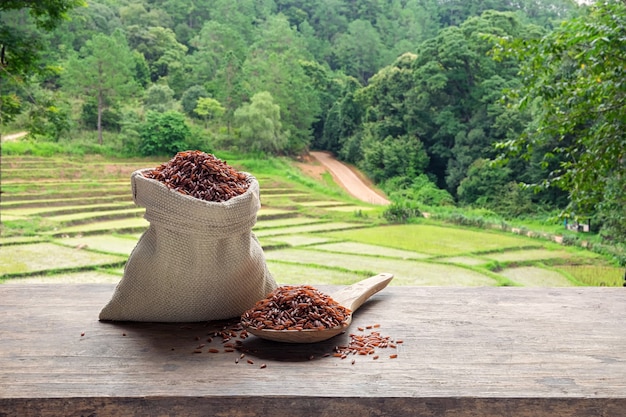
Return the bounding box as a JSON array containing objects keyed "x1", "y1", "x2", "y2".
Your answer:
[
  {"x1": 1, "y1": 154, "x2": 622, "y2": 287},
  {"x1": 323, "y1": 224, "x2": 543, "y2": 256}
]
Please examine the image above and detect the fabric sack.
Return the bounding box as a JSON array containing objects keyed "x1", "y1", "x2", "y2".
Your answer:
[{"x1": 99, "y1": 169, "x2": 277, "y2": 322}]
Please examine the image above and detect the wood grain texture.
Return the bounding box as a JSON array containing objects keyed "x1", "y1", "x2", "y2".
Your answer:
[{"x1": 0, "y1": 284, "x2": 625, "y2": 417}]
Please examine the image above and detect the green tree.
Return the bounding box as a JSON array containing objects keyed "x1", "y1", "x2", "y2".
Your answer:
[
  {"x1": 159, "y1": 0, "x2": 210, "y2": 28},
  {"x1": 139, "y1": 110, "x2": 191, "y2": 156},
  {"x1": 80, "y1": 98, "x2": 121, "y2": 132},
  {"x1": 234, "y1": 91, "x2": 288, "y2": 154},
  {"x1": 350, "y1": 52, "x2": 430, "y2": 183},
  {"x1": 436, "y1": 0, "x2": 576, "y2": 28},
  {"x1": 61, "y1": 31, "x2": 136, "y2": 145},
  {"x1": 361, "y1": 133, "x2": 429, "y2": 183},
  {"x1": 457, "y1": 159, "x2": 534, "y2": 216},
  {"x1": 181, "y1": 85, "x2": 209, "y2": 118},
  {"x1": 132, "y1": 51, "x2": 151, "y2": 88},
  {"x1": 296, "y1": 20, "x2": 330, "y2": 64},
  {"x1": 187, "y1": 21, "x2": 248, "y2": 126},
  {"x1": 119, "y1": 2, "x2": 172, "y2": 28},
  {"x1": 54, "y1": 1, "x2": 121, "y2": 52},
  {"x1": 241, "y1": 15, "x2": 321, "y2": 153},
  {"x1": 404, "y1": 11, "x2": 531, "y2": 191},
  {"x1": 24, "y1": 85, "x2": 72, "y2": 141},
  {"x1": 143, "y1": 83, "x2": 176, "y2": 113},
  {"x1": 0, "y1": 0, "x2": 85, "y2": 130},
  {"x1": 308, "y1": 0, "x2": 348, "y2": 42},
  {"x1": 357, "y1": 52, "x2": 416, "y2": 142},
  {"x1": 383, "y1": 174, "x2": 455, "y2": 207},
  {"x1": 376, "y1": 0, "x2": 440, "y2": 59},
  {"x1": 194, "y1": 97, "x2": 225, "y2": 128},
  {"x1": 1, "y1": 1, "x2": 85, "y2": 30},
  {"x1": 126, "y1": 25, "x2": 187, "y2": 83},
  {"x1": 187, "y1": 20, "x2": 247, "y2": 85},
  {"x1": 320, "y1": 77, "x2": 362, "y2": 155},
  {"x1": 206, "y1": 0, "x2": 269, "y2": 44},
  {"x1": 457, "y1": 158, "x2": 510, "y2": 206},
  {"x1": 300, "y1": 60, "x2": 344, "y2": 145},
  {"x1": 207, "y1": 50, "x2": 245, "y2": 132},
  {"x1": 332, "y1": 19, "x2": 384, "y2": 84},
  {"x1": 344, "y1": 0, "x2": 383, "y2": 23},
  {"x1": 497, "y1": 1, "x2": 626, "y2": 242}
]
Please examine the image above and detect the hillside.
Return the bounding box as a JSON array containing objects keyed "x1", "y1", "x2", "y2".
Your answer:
[
  {"x1": 1, "y1": 154, "x2": 622, "y2": 287},
  {"x1": 2, "y1": 1, "x2": 625, "y2": 247}
]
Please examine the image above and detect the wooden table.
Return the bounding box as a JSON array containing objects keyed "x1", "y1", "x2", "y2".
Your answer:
[{"x1": 1, "y1": 284, "x2": 624, "y2": 416}]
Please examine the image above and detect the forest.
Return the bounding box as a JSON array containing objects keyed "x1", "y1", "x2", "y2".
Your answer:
[{"x1": 1, "y1": 0, "x2": 625, "y2": 250}]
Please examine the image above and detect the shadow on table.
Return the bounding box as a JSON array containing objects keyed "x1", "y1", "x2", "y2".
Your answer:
[{"x1": 98, "y1": 299, "x2": 384, "y2": 363}]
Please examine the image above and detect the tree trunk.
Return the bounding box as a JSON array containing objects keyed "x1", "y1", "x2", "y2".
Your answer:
[{"x1": 97, "y1": 91, "x2": 103, "y2": 146}]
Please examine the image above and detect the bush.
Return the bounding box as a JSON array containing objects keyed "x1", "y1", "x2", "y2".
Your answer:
[
  {"x1": 185, "y1": 124, "x2": 213, "y2": 154},
  {"x1": 430, "y1": 210, "x2": 503, "y2": 229},
  {"x1": 383, "y1": 174, "x2": 455, "y2": 207},
  {"x1": 383, "y1": 201, "x2": 421, "y2": 223},
  {"x1": 138, "y1": 111, "x2": 192, "y2": 156}
]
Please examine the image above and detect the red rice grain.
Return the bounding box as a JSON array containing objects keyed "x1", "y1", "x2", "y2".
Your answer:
[
  {"x1": 240, "y1": 285, "x2": 351, "y2": 331},
  {"x1": 144, "y1": 150, "x2": 249, "y2": 202}
]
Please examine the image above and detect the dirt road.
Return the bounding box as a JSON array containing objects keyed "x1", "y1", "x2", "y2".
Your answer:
[
  {"x1": 1, "y1": 131, "x2": 28, "y2": 142},
  {"x1": 0, "y1": 132, "x2": 388, "y2": 205},
  {"x1": 310, "y1": 151, "x2": 390, "y2": 205}
]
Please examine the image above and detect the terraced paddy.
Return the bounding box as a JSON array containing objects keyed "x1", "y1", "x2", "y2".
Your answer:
[{"x1": 1, "y1": 155, "x2": 623, "y2": 287}]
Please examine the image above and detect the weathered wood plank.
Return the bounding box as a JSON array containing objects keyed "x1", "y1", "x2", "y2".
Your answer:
[
  {"x1": 0, "y1": 284, "x2": 625, "y2": 417},
  {"x1": 3, "y1": 397, "x2": 626, "y2": 417}
]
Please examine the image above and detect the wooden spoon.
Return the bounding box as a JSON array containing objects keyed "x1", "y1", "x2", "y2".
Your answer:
[{"x1": 243, "y1": 273, "x2": 394, "y2": 343}]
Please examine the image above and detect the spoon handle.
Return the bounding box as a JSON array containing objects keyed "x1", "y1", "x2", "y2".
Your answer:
[{"x1": 332, "y1": 273, "x2": 394, "y2": 312}]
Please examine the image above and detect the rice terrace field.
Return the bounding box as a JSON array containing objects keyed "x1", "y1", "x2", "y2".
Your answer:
[{"x1": 1, "y1": 154, "x2": 623, "y2": 287}]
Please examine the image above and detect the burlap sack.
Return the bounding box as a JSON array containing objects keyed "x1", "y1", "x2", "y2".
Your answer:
[{"x1": 99, "y1": 169, "x2": 277, "y2": 322}]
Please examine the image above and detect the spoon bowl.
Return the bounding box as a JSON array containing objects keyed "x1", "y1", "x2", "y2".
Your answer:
[{"x1": 243, "y1": 273, "x2": 393, "y2": 343}]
